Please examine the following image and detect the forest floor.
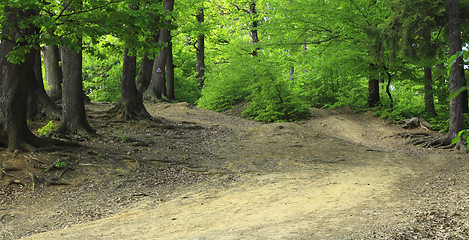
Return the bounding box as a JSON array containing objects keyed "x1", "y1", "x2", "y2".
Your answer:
[{"x1": 0, "y1": 102, "x2": 468, "y2": 239}]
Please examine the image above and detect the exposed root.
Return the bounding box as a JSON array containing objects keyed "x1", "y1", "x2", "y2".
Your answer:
[
  {"x1": 4, "y1": 179, "x2": 25, "y2": 191},
  {"x1": 397, "y1": 132, "x2": 468, "y2": 152},
  {"x1": 400, "y1": 118, "x2": 432, "y2": 130},
  {"x1": 108, "y1": 102, "x2": 161, "y2": 123}
]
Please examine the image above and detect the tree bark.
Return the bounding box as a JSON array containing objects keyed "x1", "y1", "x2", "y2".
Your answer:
[
  {"x1": 151, "y1": 44, "x2": 168, "y2": 100},
  {"x1": 44, "y1": 44, "x2": 63, "y2": 102},
  {"x1": 110, "y1": 47, "x2": 152, "y2": 120},
  {"x1": 166, "y1": 41, "x2": 175, "y2": 100},
  {"x1": 447, "y1": 0, "x2": 463, "y2": 139},
  {"x1": 423, "y1": 66, "x2": 437, "y2": 115},
  {"x1": 28, "y1": 50, "x2": 61, "y2": 120},
  {"x1": 149, "y1": 0, "x2": 174, "y2": 100},
  {"x1": 0, "y1": 6, "x2": 47, "y2": 151},
  {"x1": 136, "y1": 54, "x2": 154, "y2": 94},
  {"x1": 367, "y1": 78, "x2": 380, "y2": 108},
  {"x1": 196, "y1": 8, "x2": 206, "y2": 88},
  {"x1": 59, "y1": 41, "x2": 95, "y2": 135},
  {"x1": 367, "y1": 64, "x2": 380, "y2": 108},
  {"x1": 250, "y1": 1, "x2": 260, "y2": 56},
  {"x1": 384, "y1": 66, "x2": 393, "y2": 108}
]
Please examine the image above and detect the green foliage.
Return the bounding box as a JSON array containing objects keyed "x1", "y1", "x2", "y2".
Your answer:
[
  {"x1": 199, "y1": 45, "x2": 311, "y2": 122},
  {"x1": 452, "y1": 129, "x2": 469, "y2": 144},
  {"x1": 83, "y1": 35, "x2": 123, "y2": 102},
  {"x1": 38, "y1": 121, "x2": 57, "y2": 136},
  {"x1": 171, "y1": 34, "x2": 202, "y2": 104},
  {"x1": 242, "y1": 79, "x2": 311, "y2": 122},
  {"x1": 197, "y1": 45, "x2": 254, "y2": 111},
  {"x1": 174, "y1": 73, "x2": 202, "y2": 105},
  {"x1": 241, "y1": 60, "x2": 311, "y2": 122},
  {"x1": 54, "y1": 160, "x2": 67, "y2": 169}
]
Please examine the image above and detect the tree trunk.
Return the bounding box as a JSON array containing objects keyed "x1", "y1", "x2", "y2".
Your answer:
[
  {"x1": 367, "y1": 78, "x2": 380, "y2": 107},
  {"x1": 151, "y1": 44, "x2": 168, "y2": 100},
  {"x1": 149, "y1": 0, "x2": 174, "y2": 100},
  {"x1": 250, "y1": 1, "x2": 260, "y2": 56},
  {"x1": 110, "y1": 47, "x2": 152, "y2": 120},
  {"x1": 423, "y1": 66, "x2": 437, "y2": 115},
  {"x1": 367, "y1": 64, "x2": 380, "y2": 108},
  {"x1": 44, "y1": 44, "x2": 63, "y2": 102},
  {"x1": 0, "y1": 6, "x2": 46, "y2": 151},
  {"x1": 136, "y1": 54, "x2": 154, "y2": 94},
  {"x1": 196, "y1": 8, "x2": 206, "y2": 88},
  {"x1": 384, "y1": 66, "x2": 393, "y2": 108},
  {"x1": 166, "y1": 41, "x2": 175, "y2": 100},
  {"x1": 28, "y1": 49, "x2": 61, "y2": 120},
  {"x1": 447, "y1": 0, "x2": 463, "y2": 139},
  {"x1": 59, "y1": 41, "x2": 95, "y2": 135}
]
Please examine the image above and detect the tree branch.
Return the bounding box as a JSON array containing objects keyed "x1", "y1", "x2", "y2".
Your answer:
[
  {"x1": 348, "y1": 0, "x2": 371, "y2": 26},
  {"x1": 55, "y1": 0, "x2": 74, "y2": 21},
  {"x1": 231, "y1": 3, "x2": 251, "y2": 14},
  {"x1": 59, "y1": 1, "x2": 120, "y2": 18}
]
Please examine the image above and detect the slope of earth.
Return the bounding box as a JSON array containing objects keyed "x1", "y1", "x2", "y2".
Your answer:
[{"x1": 0, "y1": 103, "x2": 468, "y2": 239}]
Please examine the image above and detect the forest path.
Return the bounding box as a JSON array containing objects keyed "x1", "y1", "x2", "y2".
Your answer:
[{"x1": 11, "y1": 104, "x2": 469, "y2": 239}]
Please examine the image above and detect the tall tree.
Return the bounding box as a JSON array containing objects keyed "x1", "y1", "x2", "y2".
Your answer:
[
  {"x1": 367, "y1": 64, "x2": 381, "y2": 107},
  {"x1": 196, "y1": 7, "x2": 206, "y2": 88},
  {"x1": 0, "y1": 5, "x2": 48, "y2": 151},
  {"x1": 447, "y1": 0, "x2": 464, "y2": 140},
  {"x1": 111, "y1": 47, "x2": 153, "y2": 120},
  {"x1": 249, "y1": 1, "x2": 260, "y2": 56},
  {"x1": 150, "y1": 0, "x2": 175, "y2": 100},
  {"x1": 166, "y1": 41, "x2": 176, "y2": 100},
  {"x1": 57, "y1": 0, "x2": 95, "y2": 135},
  {"x1": 59, "y1": 39, "x2": 95, "y2": 135}
]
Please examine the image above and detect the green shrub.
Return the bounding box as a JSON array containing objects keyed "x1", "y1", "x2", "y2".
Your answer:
[
  {"x1": 199, "y1": 52, "x2": 311, "y2": 122},
  {"x1": 242, "y1": 75, "x2": 311, "y2": 122}
]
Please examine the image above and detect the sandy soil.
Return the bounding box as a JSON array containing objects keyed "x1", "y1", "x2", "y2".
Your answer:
[{"x1": 1, "y1": 103, "x2": 468, "y2": 239}]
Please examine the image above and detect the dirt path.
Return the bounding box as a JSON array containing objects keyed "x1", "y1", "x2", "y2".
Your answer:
[{"x1": 2, "y1": 103, "x2": 468, "y2": 239}]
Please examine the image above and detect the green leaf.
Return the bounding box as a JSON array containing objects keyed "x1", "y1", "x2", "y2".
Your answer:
[
  {"x1": 448, "y1": 86, "x2": 469, "y2": 101},
  {"x1": 447, "y1": 51, "x2": 463, "y2": 76},
  {"x1": 452, "y1": 136, "x2": 460, "y2": 144}
]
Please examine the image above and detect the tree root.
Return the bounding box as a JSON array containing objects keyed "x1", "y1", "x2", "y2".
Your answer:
[
  {"x1": 397, "y1": 132, "x2": 468, "y2": 152},
  {"x1": 4, "y1": 179, "x2": 25, "y2": 191},
  {"x1": 400, "y1": 117, "x2": 432, "y2": 130},
  {"x1": 108, "y1": 102, "x2": 160, "y2": 122}
]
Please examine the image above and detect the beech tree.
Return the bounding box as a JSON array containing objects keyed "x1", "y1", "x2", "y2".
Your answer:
[
  {"x1": 150, "y1": 0, "x2": 175, "y2": 100},
  {"x1": 0, "y1": 4, "x2": 51, "y2": 151},
  {"x1": 196, "y1": 7, "x2": 205, "y2": 88},
  {"x1": 111, "y1": 47, "x2": 153, "y2": 120},
  {"x1": 57, "y1": 0, "x2": 95, "y2": 135},
  {"x1": 59, "y1": 40, "x2": 95, "y2": 135}
]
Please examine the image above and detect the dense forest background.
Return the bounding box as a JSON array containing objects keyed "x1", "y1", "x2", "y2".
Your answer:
[
  {"x1": 1, "y1": 0, "x2": 469, "y2": 150},
  {"x1": 79, "y1": 0, "x2": 468, "y2": 126}
]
